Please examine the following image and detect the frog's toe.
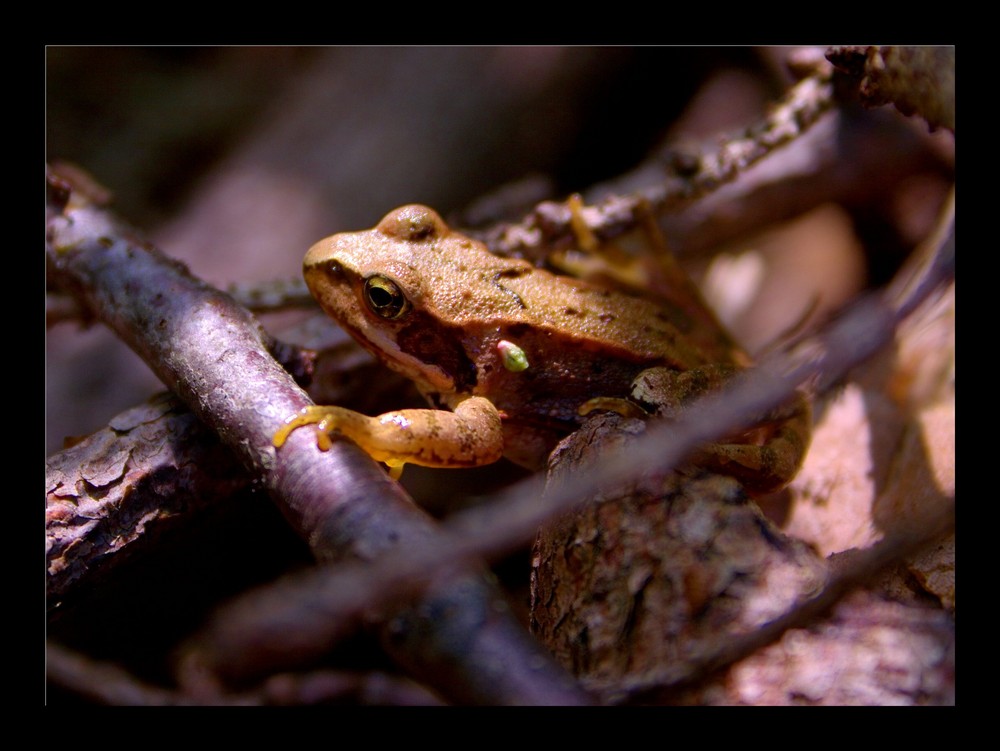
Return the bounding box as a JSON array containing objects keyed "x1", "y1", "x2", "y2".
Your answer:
[{"x1": 272, "y1": 406, "x2": 339, "y2": 450}]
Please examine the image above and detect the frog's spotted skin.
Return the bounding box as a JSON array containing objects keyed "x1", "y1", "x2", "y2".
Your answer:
[{"x1": 275, "y1": 204, "x2": 810, "y2": 492}]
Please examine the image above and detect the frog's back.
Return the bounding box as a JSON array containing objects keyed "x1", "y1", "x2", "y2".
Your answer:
[{"x1": 494, "y1": 269, "x2": 712, "y2": 371}]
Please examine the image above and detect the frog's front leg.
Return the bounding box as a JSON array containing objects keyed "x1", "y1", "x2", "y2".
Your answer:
[
  {"x1": 273, "y1": 395, "x2": 504, "y2": 477},
  {"x1": 629, "y1": 365, "x2": 811, "y2": 495}
]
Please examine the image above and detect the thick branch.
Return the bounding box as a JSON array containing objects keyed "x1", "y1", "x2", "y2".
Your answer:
[
  {"x1": 46, "y1": 393, "x2": 249, "y2": 608},
  {"x1": 45, "y1": 168, "x2": 588, "y2": 706}
]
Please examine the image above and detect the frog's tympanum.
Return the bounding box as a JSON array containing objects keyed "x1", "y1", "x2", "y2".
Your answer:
[{"x1": 274, "y1": 204, "x2": 810, "y2": 493}]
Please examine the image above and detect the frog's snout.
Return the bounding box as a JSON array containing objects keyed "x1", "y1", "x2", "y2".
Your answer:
[{"x1": 304, "y1": 237, "x2": 337, "y2": 271}]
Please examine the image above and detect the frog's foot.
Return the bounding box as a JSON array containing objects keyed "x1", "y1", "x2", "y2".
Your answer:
[
  {"x1": 630, "y1": 363, "x2": 741, "y2": 419},
  {"x1": 273, "y1": 407, "x2": 339, "y2": 451},
  {"x1": 631, "y1": 364, "x2": 811, "y2": 495},
  {"x1": 272, "y1": 396, "x2": 504, "y2": 475},
  {"x1": 695, "y1": 396, "x2": 811, "y2": 494}
]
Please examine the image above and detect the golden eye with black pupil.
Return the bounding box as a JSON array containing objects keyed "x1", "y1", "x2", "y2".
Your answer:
[{"x1": 363, "y1": 275, "x2": 408, "y2": 319}]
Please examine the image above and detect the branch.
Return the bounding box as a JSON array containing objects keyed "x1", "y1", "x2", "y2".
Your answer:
[
  {"x1": 827, "y1": 46, "x2": 955, "y2": 132},
  {"x1": 45, "y1": 167, "x2": 589, "y2": 706},
  {"x1": 472, "y1": 69, "x2": 836, "y2": 260},
  {"x1": 47, "y1": 642, "x2": 189, "y2": 706},
  {"x1": 47, "y1": 642, "x2": 443, "y2": 706},
  {"x1": 46, "y1": 393, "x2": 250, "y2": 608}
]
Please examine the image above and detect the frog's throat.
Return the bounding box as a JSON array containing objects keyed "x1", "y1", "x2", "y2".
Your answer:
[{"x1": 351, "y1": 326, "x2": 459, "y2": 394}]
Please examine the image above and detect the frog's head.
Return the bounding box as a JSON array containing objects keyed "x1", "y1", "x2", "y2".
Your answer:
[{"x1": 304, "y1": 205, "x2": 522, "y2": 394}]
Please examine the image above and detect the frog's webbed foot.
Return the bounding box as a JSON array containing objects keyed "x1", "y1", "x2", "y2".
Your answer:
[
  {"x1": 273, "y1": 396, "x2": 504, "y2": 476},
  {"x1": 629, "y1": 365, "x2": 811, "y2": 495}
]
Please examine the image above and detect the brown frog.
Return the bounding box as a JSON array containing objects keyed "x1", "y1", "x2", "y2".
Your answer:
[{"x1": 274, "y1": 204, "x2": 810, "y2": 493}]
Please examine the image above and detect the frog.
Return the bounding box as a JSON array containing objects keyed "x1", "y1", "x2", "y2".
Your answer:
[{"x1": 273, "y1": 203, "x2": 810, "y2": 494}]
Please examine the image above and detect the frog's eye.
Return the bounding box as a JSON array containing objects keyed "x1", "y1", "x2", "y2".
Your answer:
[{"x1": 363, "y1": 275, "x2": 409, "y2": 319}]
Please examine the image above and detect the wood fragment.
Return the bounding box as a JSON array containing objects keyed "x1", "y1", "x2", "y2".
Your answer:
[{"x1": 827, "y1": 46, "x2": 955, "y2": 132}]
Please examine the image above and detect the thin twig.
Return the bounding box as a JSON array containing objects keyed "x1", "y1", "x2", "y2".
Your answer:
[
  {"x1": 47, "y1": 642, "x2": 197, "y2": 706},
  {"x1": 473, "y1": 70, "x2": 835, "y2": 259},
  {"x1": 47, "y1": 641, "x2": 443, "y2": 706}
]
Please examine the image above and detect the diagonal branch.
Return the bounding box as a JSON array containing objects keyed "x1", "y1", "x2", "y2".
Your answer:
[
  {"x1": 472, "y1": 69, "x2": 836, "y2": 260},
  {"x1": 45, "y1": 167, "x2": 589, "y2": 706}
]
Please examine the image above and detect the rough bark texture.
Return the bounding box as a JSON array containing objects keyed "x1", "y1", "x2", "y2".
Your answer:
[
  {"x1": 530, "y1": 409, "x2": 955, "y2": 705},
  {"x1": 828, "y1": 46, "x2": 955, "y2": 132},
  {"x1": 670, "y1": 591, "x2": 955, "y2": 705},
  {"x1": 46, "y1": 393, "x2": 249, "y2": 609},
  {"x1": 530, "y1": 414, "x2": 828, "y2": 698}
]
